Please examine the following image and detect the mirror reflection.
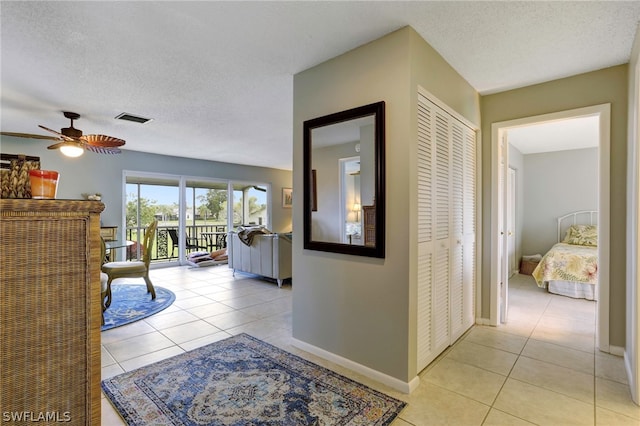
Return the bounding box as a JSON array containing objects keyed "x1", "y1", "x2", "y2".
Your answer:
[
  {"x1": 310, "y1": 116, "x2": 374, "y2": 245},
  {"x1": 303, "y1": 101, "x2": 385, "y2": 258}
]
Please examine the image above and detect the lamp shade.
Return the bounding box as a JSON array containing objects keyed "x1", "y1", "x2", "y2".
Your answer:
[{"x1": 59, "y1": 142, "x2": 84, "y2": 157}]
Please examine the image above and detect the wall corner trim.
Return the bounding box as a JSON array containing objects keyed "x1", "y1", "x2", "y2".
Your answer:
[{"x1": 291, "y1": 337, "x2": 419, "y2": 394}]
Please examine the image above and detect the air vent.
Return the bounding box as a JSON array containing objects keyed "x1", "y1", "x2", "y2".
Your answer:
[{"x1": 115, "y1": 113, "x2": 153, "y2": 124}]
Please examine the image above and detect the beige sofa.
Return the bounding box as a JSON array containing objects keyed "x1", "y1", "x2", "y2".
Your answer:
[{"x1": 228, "y1": 231, "x2": 292, "y2": 287}]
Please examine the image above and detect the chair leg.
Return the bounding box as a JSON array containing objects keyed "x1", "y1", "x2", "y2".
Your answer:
[
  {"x1": 101, "y1": 291, "x2": 107, "y2": 325},
  {"x1": 144, "y1": 276, "x2": 156, "y2": 300},
  {"x1": 105, "y1": 278, "x2": 113, "y2": 308}
]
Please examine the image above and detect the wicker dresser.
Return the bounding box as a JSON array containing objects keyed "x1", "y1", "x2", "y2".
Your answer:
[{"x1": 0, "y1": 199, "x2": 104, "y2": 425}]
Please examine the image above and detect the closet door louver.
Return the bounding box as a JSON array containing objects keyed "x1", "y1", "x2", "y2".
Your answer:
[
  {"x1": 433, "y1": 107, "x2": 451, "y2": 351},
  {"x1": 417, "y1": 92, "x2": 476, "y2": 372},
  {"x1": 462, "y1": 126, "x2": 477, "y2": 330},
  {"x1": 450, "y1": 121, "x2": 465, "y2": 341},
  {"x1": 417, "y1": 98, "x2": 436, "y2": 369}
]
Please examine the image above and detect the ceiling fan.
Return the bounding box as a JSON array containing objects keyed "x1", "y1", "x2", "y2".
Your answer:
[{"x1": 1, "y1": 111, "x2": 125, "y2": 157}]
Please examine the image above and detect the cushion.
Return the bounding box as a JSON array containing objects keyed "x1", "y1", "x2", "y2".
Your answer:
[
  {"x1": 210, "y1": 248, "x2": 227, "y2": 259},
  {"x1": 100, "y1": 272, "x2": 108, "y2": 293},
  {"x1": 101, "y1": 261, "x2": 146, "y2": 272},
  {"x1": 563, "y1": 224, "x2": 597, "y2": 246}
]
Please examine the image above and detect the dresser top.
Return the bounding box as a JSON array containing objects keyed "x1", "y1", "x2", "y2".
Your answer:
[{"x1": 1, "y1": 199, "x2": 105, "y2": 214}]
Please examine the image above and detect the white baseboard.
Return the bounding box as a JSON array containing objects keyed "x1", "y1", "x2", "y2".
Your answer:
[
  {"x1": 291, "y1": 337, "x2": 419, "y2": 394},
  {"x1": 624, "y1": 351, "x2": 639, "y2": 405}
]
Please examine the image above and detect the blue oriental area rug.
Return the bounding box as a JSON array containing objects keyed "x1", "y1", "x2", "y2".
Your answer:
[
  {"x1": 102, "y1": 284, "x2": 175, "y2": 331},
  {"x1": 102, "y1": 333, "x2": 406, "y2": 425}
]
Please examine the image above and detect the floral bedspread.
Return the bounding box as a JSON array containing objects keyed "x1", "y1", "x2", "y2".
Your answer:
[{"x1": 532, "y1": 243, "x2": 598, "y2": 287}]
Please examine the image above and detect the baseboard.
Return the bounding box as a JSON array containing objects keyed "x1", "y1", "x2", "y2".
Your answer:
[
  {"x1": 291, "y1": 337, "x2": 419, "y2": 394},
  {"x1": 610, "y1": 345, "x2": 625, "y2": 357},
  {"x1": 475, "y1": 317, "x2": 494, "y2": 326},
  {"x1": 624, "y1": 351, "x2": 639, "y2": 405}
]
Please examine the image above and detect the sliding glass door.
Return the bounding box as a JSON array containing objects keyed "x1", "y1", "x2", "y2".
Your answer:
[
  {"x1": 124, "y1": 172, "x2": 270, "y2": 266},
  {"x1": 125, "y1": 175, "x2": 180, "y2": 263},
  {"x1": 186, "y1": 179, "x2": 229, "y2": 253}
]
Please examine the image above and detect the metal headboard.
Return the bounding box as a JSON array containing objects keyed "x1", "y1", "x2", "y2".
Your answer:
[{"x1": 557, "y1": 210, "x2": 598, "y2": 243}]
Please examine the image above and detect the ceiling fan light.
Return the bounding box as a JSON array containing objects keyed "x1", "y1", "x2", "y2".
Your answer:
[{"x1": 59, "y1": 143, "x2": 84, "y2": 157}]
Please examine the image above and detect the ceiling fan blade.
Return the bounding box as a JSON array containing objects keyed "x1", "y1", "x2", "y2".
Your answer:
[
  {"x1": 8, "y1": 113, "x2": 125, "y2": 156},
  {"x1": 82, "y1": 134, "x2": 125, "y2": 148},
  {"x1": 38, "y1": 125, "x2": 76, "y2": 141},
  {"x1": 86, "y1": 145, "x2": 121, "y2": 154},
  {"x1": 1, "y1": 131, "x2": 60, "y2": 141}
]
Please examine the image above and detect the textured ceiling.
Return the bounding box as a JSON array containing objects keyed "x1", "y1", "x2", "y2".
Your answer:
[
  {"x1": 508, "y1": 116, "x2": 600, "y2": 154},
  {"x1": 2, "y1": 1, "x2": 639, "y2": 170}
]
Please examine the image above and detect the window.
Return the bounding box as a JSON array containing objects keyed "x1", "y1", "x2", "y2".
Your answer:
[{"x1": 231, "y1": 183, "x2": 269, "y2": 229}]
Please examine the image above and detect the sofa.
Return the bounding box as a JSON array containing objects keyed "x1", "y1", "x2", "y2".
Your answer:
[{"x1": 228, "y1": 230, "x2": 292, "y2": 287}]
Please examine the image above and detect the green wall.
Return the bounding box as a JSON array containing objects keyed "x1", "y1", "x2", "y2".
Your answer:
[{"x1": 481, "y1": 65, "x2": 629, "y2": 346}]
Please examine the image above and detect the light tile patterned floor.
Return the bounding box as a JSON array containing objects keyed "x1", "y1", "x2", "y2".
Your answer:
[{"x1": 101, "y1": 268, "x2": 639, "y2": 425}]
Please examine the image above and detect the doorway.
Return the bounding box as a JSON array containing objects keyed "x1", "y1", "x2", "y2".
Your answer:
[
  {"x1": 490, "y1": 104, "x2": 611, "y2": 352},
  {"x1": 339, "y1": 156, "x2": 362, "y2": 245}
]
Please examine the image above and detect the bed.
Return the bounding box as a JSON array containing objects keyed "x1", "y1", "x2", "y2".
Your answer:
[{"x1": 531, "y1": 211, "x2": 598, "y2": 300}]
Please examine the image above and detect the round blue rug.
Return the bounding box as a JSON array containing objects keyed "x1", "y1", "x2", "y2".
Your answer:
[{"x1": 102, "y1": 284, "x2": 175, "y2": 331}]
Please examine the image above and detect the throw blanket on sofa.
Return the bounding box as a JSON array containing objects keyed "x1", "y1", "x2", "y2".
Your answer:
[{"x1": 237, "y1": 226, "x2": 271, "y2": 246}]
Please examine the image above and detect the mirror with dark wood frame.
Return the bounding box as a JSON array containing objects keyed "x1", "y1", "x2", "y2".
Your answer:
[{"x1": 303, "y1": 101, "x2": 385, "y2": 258}]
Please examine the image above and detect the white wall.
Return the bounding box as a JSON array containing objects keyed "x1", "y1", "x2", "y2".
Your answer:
[{"x1": 522, "y1": 147, "x2": 598, "y2": 256}]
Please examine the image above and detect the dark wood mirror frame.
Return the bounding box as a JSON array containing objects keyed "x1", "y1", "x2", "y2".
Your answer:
[{"x1": 303, "y1": 101, "x2": 385, "y2": 258}]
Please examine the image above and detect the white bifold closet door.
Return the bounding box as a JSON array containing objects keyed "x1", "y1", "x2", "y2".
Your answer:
[{"x1": 417, "y1": 92, "x2": 476, "y2": 372}]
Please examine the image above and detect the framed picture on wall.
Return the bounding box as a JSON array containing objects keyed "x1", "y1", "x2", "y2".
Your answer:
[{"x1": 282, "y1": 187, "x2": 293, "y2": 208}]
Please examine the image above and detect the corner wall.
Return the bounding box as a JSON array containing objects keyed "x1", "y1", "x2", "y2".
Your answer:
[
  {"x1": 292, "y1": 26, "x2": 479, "y2": 386},
  {"x1": 626, "y1": 21, "x2": 640, "y2": 405},
  {"x1": 293, "y1": 27, "x2": 413, "y2": 384}
]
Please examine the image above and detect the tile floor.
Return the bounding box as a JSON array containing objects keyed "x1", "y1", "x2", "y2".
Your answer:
[{"x1": 101, "y1": 267, "x2": 639, "y2": 425}]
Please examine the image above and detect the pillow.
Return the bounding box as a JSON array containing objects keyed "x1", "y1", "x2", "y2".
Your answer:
[
  {"x1": 210, "y1": 248, "x2": 227, "y2": 259},
  {"x1": 563, "y1": 224, "x2": 597, "y2": 246}
]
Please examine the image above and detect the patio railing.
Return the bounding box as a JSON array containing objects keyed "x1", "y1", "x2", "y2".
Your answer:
[{"x1": 124, "y1": 224, "x2": 229, "y2": 263}]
